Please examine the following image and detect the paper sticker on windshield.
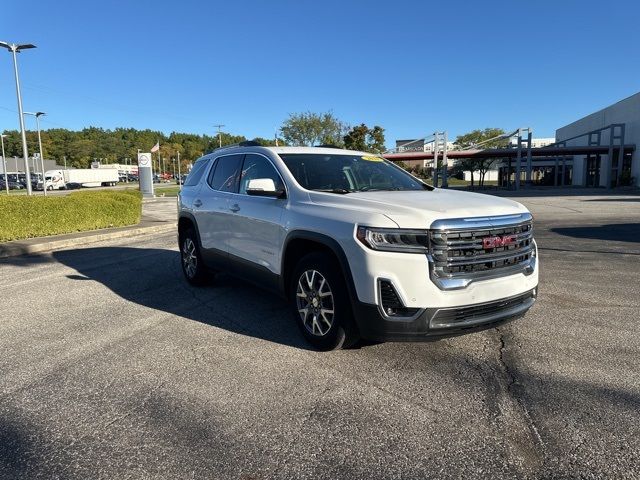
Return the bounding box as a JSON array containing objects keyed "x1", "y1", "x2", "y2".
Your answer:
[{"x1": 361, "y1": 155, "x2": 384, "y2": 162}]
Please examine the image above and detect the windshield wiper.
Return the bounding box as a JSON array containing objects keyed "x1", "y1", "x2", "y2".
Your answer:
[
  {"x1": 355, "y1": 187, "x2": 407, "y2": 192},
  {"x1": 355, "y1": 186, "x2": 384, "y2": 192},
  {"x1": 312, "y1": 188, "x2": 352, "y2": 194}
]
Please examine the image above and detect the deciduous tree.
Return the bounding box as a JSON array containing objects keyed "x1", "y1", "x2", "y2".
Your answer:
[
  {"x1": 280, "y1": 111, "x2": 347, "y2": 147},
  {"x1": 454, "y1": 128, "x2": 508, "y2": 187}
]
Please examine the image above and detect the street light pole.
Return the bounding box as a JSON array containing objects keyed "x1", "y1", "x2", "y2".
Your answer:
[
  {"x1": 1, "y1": 134, "x2": 8, "y2": 194},
  {"x1": 177, "y1": 150, "x2": 181, "y2": 190},
  {"x1": 24, "y1": 111, "x2": 47, "y2": 195},
  {"x1": 1, "y1": 41, "x2": 36, "y2": 195}
]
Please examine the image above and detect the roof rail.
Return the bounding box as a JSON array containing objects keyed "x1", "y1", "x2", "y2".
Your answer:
[
  {"x1": 211, "y1": 140, "x2": 263, "y2": 153},
  {"x1": 316, "y1": 144, "x2": 342, "y2": 149}
]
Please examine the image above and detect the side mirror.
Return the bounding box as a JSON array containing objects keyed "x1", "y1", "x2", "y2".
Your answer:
[{"x1": 246, "y1": 178, "x2": 286, "y2": 198}]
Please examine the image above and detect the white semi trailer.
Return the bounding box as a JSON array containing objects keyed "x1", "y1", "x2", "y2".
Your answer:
[{"x1": 41, "y1": 169, "x2": 120, "y2": 190}]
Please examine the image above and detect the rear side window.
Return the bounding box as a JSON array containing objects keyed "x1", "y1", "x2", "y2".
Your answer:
[
  {"x1": 183, "y1": 159, "x2": 210, "y2": 186},
  {"x1": 208, "y1": 154, "x2": 243, "y2": 192}
]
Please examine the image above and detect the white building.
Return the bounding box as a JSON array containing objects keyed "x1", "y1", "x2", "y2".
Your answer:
[
  {"x1": 509, "y1": 137, "x2": 555, "y2": 148},
  {"x1": 556, "y1": 92, "x2": 639, "y2": 188},
  {"x1": 396, "y1": 139, "x2": 456, "y2": 153},
  {"x1": 463, "y1": 170, "x2": 499, "y2": 182}
]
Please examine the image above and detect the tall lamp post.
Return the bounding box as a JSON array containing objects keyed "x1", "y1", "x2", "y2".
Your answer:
[
  {"x1": 177, "y1": 150, "x2": 181, "y2": 190},
  {"x1": 24, "y1": 111, "x2": 47, "y2": 195},
  {"x1": 0, "y1": 41, "x2": 36, "y2": 195},
  {"x1": 1, "y1": 134, "x2": 8, "y2": 194}
]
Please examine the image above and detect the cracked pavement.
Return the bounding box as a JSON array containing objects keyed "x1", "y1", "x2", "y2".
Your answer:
[{"x1": 0, "y1": 193, "x2": 639, "y2": 479}]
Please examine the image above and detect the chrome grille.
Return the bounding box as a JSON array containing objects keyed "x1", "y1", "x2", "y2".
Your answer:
[{"x1": 428, "y1": 213, "x2": 535, "y2": 290}]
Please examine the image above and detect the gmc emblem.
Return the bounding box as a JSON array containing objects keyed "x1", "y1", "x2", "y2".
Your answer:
[{"x1": 483, "y1": 234, "x2": 517, "y2": 249}]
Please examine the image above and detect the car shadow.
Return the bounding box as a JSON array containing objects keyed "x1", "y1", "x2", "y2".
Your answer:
[
  {"x1": 551, "y1": 223, "x2": 640, "y2": 243},
  {"x1": 52, "y1": 246, "x2": 314, "y2": 350}
]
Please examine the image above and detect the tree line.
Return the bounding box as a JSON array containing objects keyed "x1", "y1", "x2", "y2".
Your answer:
[
  {"x1": 0, "y1": 127, "x2": 277, "y2": 170},
  {"x1": 1, "y1": 110, "x2": 504, "y2": 187},
  {"x1": 0, "y1": 111, "x2": 386, "y2": 170}
]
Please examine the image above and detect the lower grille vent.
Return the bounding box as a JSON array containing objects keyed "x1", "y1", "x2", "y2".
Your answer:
[{"x1": 379, "y1": 280, "x2": 420, "y2": 318}]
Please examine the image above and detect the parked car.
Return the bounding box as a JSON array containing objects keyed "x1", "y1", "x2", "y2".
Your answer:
[
  {"x1": 177, "y1": 145, "x2": 539, "y2": 350},
  {"x1": 0, "y1": 179, "x2": 24, "y2": 190}
]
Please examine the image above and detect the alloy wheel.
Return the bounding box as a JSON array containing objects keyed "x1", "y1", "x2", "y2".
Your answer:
[
  {"x1": 182, "y1": 237, "x2": 198, "y2": 278},
  {"x1": 296, "y1": 269, "x2": 335, "y2": 336}
]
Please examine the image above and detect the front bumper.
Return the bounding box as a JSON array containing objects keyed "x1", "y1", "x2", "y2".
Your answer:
[{"x1": 353, "y1": 288, "x2": 537, "y2": 342}]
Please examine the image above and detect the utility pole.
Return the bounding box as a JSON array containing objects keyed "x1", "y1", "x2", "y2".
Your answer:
[
  {"x1": 63, "y1": 155, "x2": 67, "y2": 170},
  {"x1": 213, "y1": 124, "x2": 225, "y2": 148}
]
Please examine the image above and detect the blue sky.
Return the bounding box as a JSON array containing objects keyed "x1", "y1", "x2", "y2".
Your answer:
[{"x1": 2, "y1": 0, "x2": 640, "y2": 147}]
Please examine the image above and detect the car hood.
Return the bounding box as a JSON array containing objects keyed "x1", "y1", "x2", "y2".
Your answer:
[{"x1": 308, "y1": 188, "x2": 529, "y2": 228}]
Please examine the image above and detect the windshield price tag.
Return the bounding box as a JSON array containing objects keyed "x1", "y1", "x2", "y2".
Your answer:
[{"x1": 361, "y1": 156, "x2": 384, "y2": 162}]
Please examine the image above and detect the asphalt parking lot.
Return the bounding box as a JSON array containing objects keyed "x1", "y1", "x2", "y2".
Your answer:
[{"x1": 0, "y1": 192, "x2": 639, "y2": 479}]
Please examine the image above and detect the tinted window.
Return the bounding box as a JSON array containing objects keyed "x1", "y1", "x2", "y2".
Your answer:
[
  {"x1": 239, "y1": 154, "x2": 284, "y2": 194},
  {"x1": 183, "y1": 158, "x2": 210, "y2": 186},
  {"x1": 208, "y1": 154, "x2": 243, "y2": 192},
  {"x1": 279, "y1": 154, "x2": 428, "y2": 192}
]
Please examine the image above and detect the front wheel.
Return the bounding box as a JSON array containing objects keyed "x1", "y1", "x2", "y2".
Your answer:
[
  {"x1": 290, "y1": 252, "x2": 359, "y2": 350},
  {"x1": 180, "y1": 228, "x2": 209, "y2": 286}
]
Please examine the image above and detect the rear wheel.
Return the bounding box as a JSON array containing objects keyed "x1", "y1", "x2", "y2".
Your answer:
[
  {"x1": 180, "y1": 228, "x2": 209, "y2": 286},
  {"x1": 290, "y1": 252, "x2": 359, "y2": 350}
]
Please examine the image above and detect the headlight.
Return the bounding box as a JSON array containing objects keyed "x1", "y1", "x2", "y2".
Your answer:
[{"x1": 356, "y1": 226, "x2": 429, "y2": 253}]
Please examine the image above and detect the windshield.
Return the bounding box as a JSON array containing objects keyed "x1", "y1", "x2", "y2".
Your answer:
[{"x1": 279, "y1": 153, "x2": 429, "y2": 192}]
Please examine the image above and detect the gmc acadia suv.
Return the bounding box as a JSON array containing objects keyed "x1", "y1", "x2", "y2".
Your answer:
[{"x1": 177, "y1": 144, "x2": 538, "y2": 350}]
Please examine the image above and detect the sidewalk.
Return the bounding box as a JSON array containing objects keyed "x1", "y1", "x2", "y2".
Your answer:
[{"x1": 0, "y1": 198, "x2": 177, "y2": 259}]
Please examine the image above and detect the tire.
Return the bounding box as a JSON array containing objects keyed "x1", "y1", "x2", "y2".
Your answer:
[
  {"x1": 290, "y1": 252, "x2": 359, "y2": 350},
  {"x1": 180, "y1": 228, "x2": 209, "y2": 286}
]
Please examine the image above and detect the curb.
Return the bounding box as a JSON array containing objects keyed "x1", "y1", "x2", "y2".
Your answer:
[{"x1": 0, "y1": 223, "x2": 176, "y2": 259}]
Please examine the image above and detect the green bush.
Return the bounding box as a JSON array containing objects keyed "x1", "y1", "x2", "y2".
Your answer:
[{"x1": 0, "y1": 190, "x2": 142, "y2": 242}]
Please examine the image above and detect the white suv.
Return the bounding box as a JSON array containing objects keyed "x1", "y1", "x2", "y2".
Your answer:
[{"x1": 178, "y1": 144, "x2": 538, "y2": 350}]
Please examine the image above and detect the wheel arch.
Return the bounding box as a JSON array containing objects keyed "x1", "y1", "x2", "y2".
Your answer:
[
  {"x1": 280, "y1": 231, "x2": 357, "y2": 304},
  {"x1": 178, "y1": 213, "x2": 203, "y2": 249}
]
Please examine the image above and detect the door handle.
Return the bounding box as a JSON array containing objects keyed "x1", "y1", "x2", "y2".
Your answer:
[
  {"x1": 229, "y1": 203, "x2": 240, "y2": 213},
  {"x1": 193, "y1": 199, "x2": 202, "y2": 208}
]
